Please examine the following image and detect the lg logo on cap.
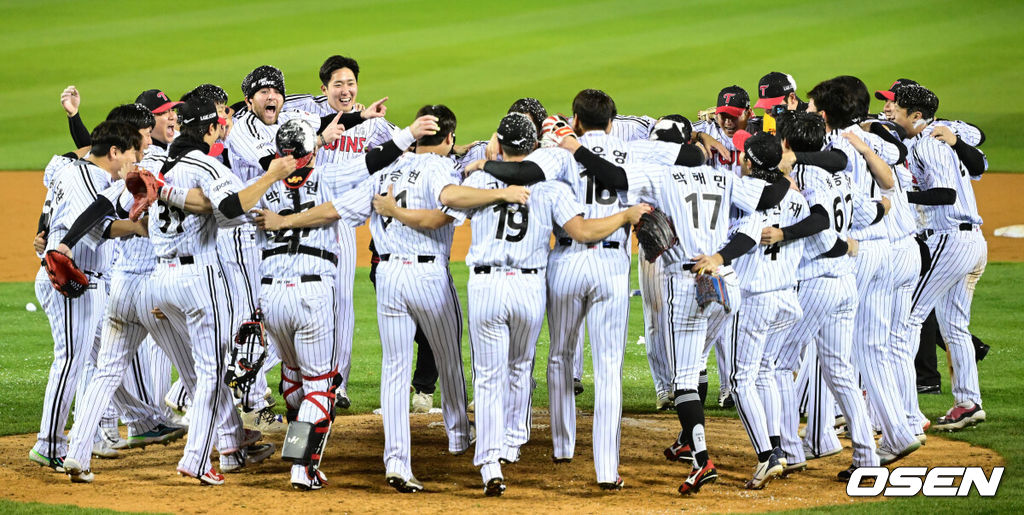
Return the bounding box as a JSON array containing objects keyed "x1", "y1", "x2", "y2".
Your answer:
[{"x1": 847, "y1": 466, "x2": 1003, "y2": 497}]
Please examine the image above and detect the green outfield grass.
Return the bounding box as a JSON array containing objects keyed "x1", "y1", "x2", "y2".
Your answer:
[
  {"x1": 1, "y1": 0, "x2": 1022, "y2": 170},
  {"x1": 1, "y1": 260, "x2": 1022, "y2": 513}
]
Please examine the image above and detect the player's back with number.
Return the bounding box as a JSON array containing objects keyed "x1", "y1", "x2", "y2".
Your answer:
[
  {"x1": 734, "y1": 188, "x2": 811, "y2": 293},
  {"x1": 460, "y1": 172, "x2": 580, "y2": 270},
  {"x1": 149, "y1": 152, "x2": 243, "y2": 258},
  {"x1": 793, "y1": 163, "x2": 853, "y2": 279}
]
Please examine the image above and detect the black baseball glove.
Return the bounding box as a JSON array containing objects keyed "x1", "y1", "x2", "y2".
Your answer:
[{"x1": 635, "y1": 208, "x2": 678, "y2": 263}]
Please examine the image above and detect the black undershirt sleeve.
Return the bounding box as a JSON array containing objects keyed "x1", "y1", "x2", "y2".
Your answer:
[
  {"x1": 822, "y1": 237, "x2": 848, "y2": 257},
  {"x1": 952, "y1": 137, "x2": 986, "y2": 177},
  {"x1": 717, "y1": 233, "x2": 757, "y2": 265},
  {"x1": 37, "y1": 211, "x2": 48, "y2": 236},
  {"x1": 756, "y1": 177, "x2": 789, "y2": 211},
  {"x1": 258, "y1": 154, "x2": 275, "y2": 171},
  {"x1": 574, "y1": 146, "x2": 628, "y2": 190},
  {"x1": 68, "y1": 113, "x2": 91, "y2": 148},
  {"x1": 365, "y1": 141, "x2": 404, "y2": 174},
  {"x1": 781, "y1": 205, "x2": 830, "y2": 240},
  {"x1": 675, "y1": 144, "x2": 707, "y2": 167},
  {"x1": 907, "y1": 188, "x2": 956, "y2": 206},
  {"x1": 794, "y1": 149, "x2": 848, "y2": 173},
  {"x1": 317, "y1": 112, "x2": 367, "y2": 134},
  {"x1": 218, "y1": 193, "x2": 245, "y2": 219},
  {"x1": 60, "y1": 197, "x2": 116, "y2": 248},
  {"x1": 482, "y1": 161, "x2": 545, "y2": 185},
  {"x1": 867, "y1": 122, "x2": 908, "y2": 164}
]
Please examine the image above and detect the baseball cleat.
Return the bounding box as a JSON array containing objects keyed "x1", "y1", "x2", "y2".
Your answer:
[
  {"x1": 803, "y1": 442, "x2": 842, "y2": 460},
  {"x1": 916, "y1": 384, "x2": 941, "y2": 395},
  {"x1": 745, "y1": 453, "x2": 783, "y2": 490},
  {"x1": 664, "y1": 436, "x2": 695, "y2": 465},
  {"x1": 837, "y1": 465, "x2": 871, "y2": 484},
  {"x1": 291, "y1": 464, "x2": 328, "y2": 491},
  {"x1": 678, "y1": 460, "x2": 718, "y2": 495},
  {"x1": 221, "y1": 443, "x2": 276, "y2": 473},
  {"x1": 484, "y1": 477, "x2": 506, "y2": 497},
  {"x1": 101, "y1": 426, "x2": 129, "y2": 450},
  {"x1": 573, "y1": 378, "x2": 584, "y2": 396},
  {"x1": 28, "y1": 449, "x2": 65, "y2": 472},
  {"x1": 717, "y1": 389, "x2": 734, "y2": 409},
  {"x1": 656, "y1": 391, "x2": 674, "y2": 411},
  {"x1": 974, "y1": 338, "x2": 990, "y2": 361},
  {"x1": 178, "y1": 466, "x2": 225, "y2": 486},
  {"x1": 128, "y1": 424, "x2": 187, "y2": 448},
  {"x1": 933, "y1": 402, "x2": 986, "y2": 431},
  {"x1": 411, "y1": 390, "x2": 433, "y2": 413},
  {"x1": 92, "y1": 439, "x2": 120, "y2": 459},
  {"x1": 598, "y1": 476, "x2": 624, "y2": 490},
  {"x1": 782, "y1": 461, "x2": 807, "y2": 476},
  {"x1": 771, "y1": 447, "x2": 788, "y2": 469},
  {"x1": 386, "y1": 473, "x2": 423, "y2": 493},
  {"x1": 552, "y1": 457, "x2": 572, "y2": 464},
  {"x1": 335, "y1": 387, "x2": 351, "y2": 410},
  {"x1": 63, "y1": 458, "x2": 94, "y2": 484},
  {"x1": 915, "y1": 433, "x2": 927, "y2": 445},
  {"x1": 877, "y1": 439, "x2": 922, "y2": 466},
  {"x1": 467, "y1": 399, "x2": 475, "y2": 413},
  {"x1": 240, "y1": 406, "x2": 287, "y2": 434}
]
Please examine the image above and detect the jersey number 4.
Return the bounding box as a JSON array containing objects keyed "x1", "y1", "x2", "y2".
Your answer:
[{"x1": 494, "y1": 204, "x2": 529, "y2": 242}]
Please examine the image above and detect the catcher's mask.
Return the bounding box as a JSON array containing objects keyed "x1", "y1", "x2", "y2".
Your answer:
[{"x1": 276, "y1": 119, "x2": 317, "y2": 176}]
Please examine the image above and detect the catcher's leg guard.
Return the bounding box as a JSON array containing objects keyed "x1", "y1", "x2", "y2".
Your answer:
[
  {"x1": 287, "y1": 370, "x2": 340, "y2": 475},
  {"x1": 280, "y1": 365, "x2": 303, "y2": 412}
]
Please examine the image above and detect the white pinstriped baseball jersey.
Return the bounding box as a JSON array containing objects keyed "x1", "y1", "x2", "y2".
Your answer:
[
  {"x1": 44, "y1": 158, "x2": 115, "y2": 273},
  {"x1": 691, "y1": 120, "x2": 743, "y2": 176},
  {"x1": 147, "y1": 150, "x2": 247, "y2": 259},
  {"x1": 924, "y1": 119, "x2": 983, "y2": 147},
  {"x1": 448, "y1": 173, "x2": 582, "y2": 270},
  {"x1": 733, "y1": 189, "x2": 825, "y2": 293},
  {"x1": 254, "y1": 162, "x2": 373, "y2": 278},
  {"x1": 450, "y1": 140, "x2": 488, "y2": 176},
  {"x1": 227, "y1": 109, "x2": 321, "y2": 183},
  {"x1": 825, "y1": 125, "x2": 897, "y2": 241},
  {"x1": 283, "y1": 94, "x2": 399, "y2": 167},
  {"x1": 332, "y1": 152, "x2": 458, "y2": 257},
  {"x1": 792, "y1": 163, "x2": 853, "y2": 280},
  {"x1": 618, "y1": 163, "x2": 763, "y2": 270},
  {"x1": 905, "y1": 133, "x2": 982, "y2": 230},
  {"x1": 610, "y1": 114, "x2": 657, "y2": 141},
  {"x1": 884, "y1": 163, "x2": 920, "y2": 241}
]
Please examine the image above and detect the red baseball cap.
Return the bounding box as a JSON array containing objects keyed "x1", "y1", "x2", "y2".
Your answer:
[
  {"x1": 874, "y1": 78, "x2": 919, "y2": 101},
  {"x1": 753, "y1": 72, "x2": 797, "y2": 109},
  {"x1": 135, "y1": 89, "x2": 183, "y2": 114},
  {"x1": 716, "y1": 85, "x2": 750, "y2": 118}
]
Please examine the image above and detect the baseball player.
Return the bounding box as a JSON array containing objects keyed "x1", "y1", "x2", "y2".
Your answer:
[
  {"x1": 453, "y1": 113, "x2": 650, "y2": 495},
  {"x1": 29, "y1": 121, "x2": 143, "y2": 472},
  {"x1": 582, "y1": 133, "x2": 792, "y2": 494},
  {"x1": 250, "y1": 111, "x2": 442, "y2": 489},
  {"x1": 263, "y1": 105, "x2": 512, "y2": 493},
  {"x1": 145, "y1": 97, "x2": 295, "y2": 485},
  {"x1": 722, "y1": 130, "x2": 833, "y2": 489},
  {"x1": 227, "y1": 64, "x2": 386, "y2": 421},
  {"x1": 891, "y1": 85, "x2": 988, "y2": 431}
]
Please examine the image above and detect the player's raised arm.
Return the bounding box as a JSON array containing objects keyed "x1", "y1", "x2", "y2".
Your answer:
[{"x1": 842, "y1": 132, "x2": 895, "y2": 190}]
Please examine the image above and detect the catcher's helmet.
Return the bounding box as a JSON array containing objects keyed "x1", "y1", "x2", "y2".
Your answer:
[{"x1": 276, "y1": 119, "x2": 317, "y2": 170}]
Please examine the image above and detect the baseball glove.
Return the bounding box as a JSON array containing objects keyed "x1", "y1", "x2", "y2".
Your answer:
[
  {"x1": 635, "y1": 208, "x2": 678, "y2": 262},
  {"x1": 225, "y1": 309, "x2": 268, "y2": 393},
  {"x1": 695, "y1": 271, "x2": 730, "y2": 313},
  {"x1": 124, "y1": 167, "x2": 159, "y2": 222},
  {"x1": 540, "y1": 115, "x2": 574, "y2": 148},
  {"x1": 697, "y1": 107, "x2": 716, "y2": 123},
  {"x1": 43, "y1": 250, "x2": 89, "y2": 298}
]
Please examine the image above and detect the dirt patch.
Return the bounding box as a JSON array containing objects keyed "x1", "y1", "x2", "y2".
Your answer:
[
  {"x1": 2, "y1": 171, "x2": 1021, "y2": 282},
  {"x1": 0, "y1": 412, "x2": 1004, "y2": 513}
]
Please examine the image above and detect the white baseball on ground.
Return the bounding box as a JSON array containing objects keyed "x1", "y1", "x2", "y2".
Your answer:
[{"x1": 26, "y1": 302, "x2": 37, "y2": 312}]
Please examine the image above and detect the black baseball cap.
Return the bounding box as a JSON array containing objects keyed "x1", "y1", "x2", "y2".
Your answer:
[
  {"x1": 875, "y1": 78, "x2": 919, "y2": 101},
  {"x1": 178, "y1": 98, "x2": 220, "y2": 127},
  {"x1": 716, "y1": 85, "x2": 750, "y2": 117},
  {"x1": 732, "y1": 130, "x2": 782, "y2": 171},
  {"x1": 135, "y1": 89, "x2": 182, "y2": 114},
  {"x1": 496, "y1": 113, "x2": 537, "y2": 154},
  {"x1": 754, "y1": 72, "x2": 798, "y2": 109}
]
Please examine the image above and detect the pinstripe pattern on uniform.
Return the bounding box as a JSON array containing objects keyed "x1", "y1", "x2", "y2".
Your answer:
[
  {"x1": 756, "y1": 288, "x2": 801, "y2": 442},
  {"x1": 906, "y1": 135, "x2": 983, "y2": 230},
  {"x1": 777, "y1": 274, "x2": 878, "y2": 467},
  {"x1": 637, "y1": 248, "x2": 673, "y2": 396},
  {"x1": 691, "y1": 120, "x2": 744, "y2": 176},
  {"x1": 886, "y1": 238, "x2": 923, "y2": 429},
  {"x1": 923, "y1": 119, "x2": 984, "y2": 147},
  {"x1": 825, "y1": 126, "x2": 890, "y2": 242},
  {"x1": 793, "y1": 164, "x2": 853, "y2": 279},
  {"x1": 609, "y1": 114, "x2": 657, "y2": 141}
]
